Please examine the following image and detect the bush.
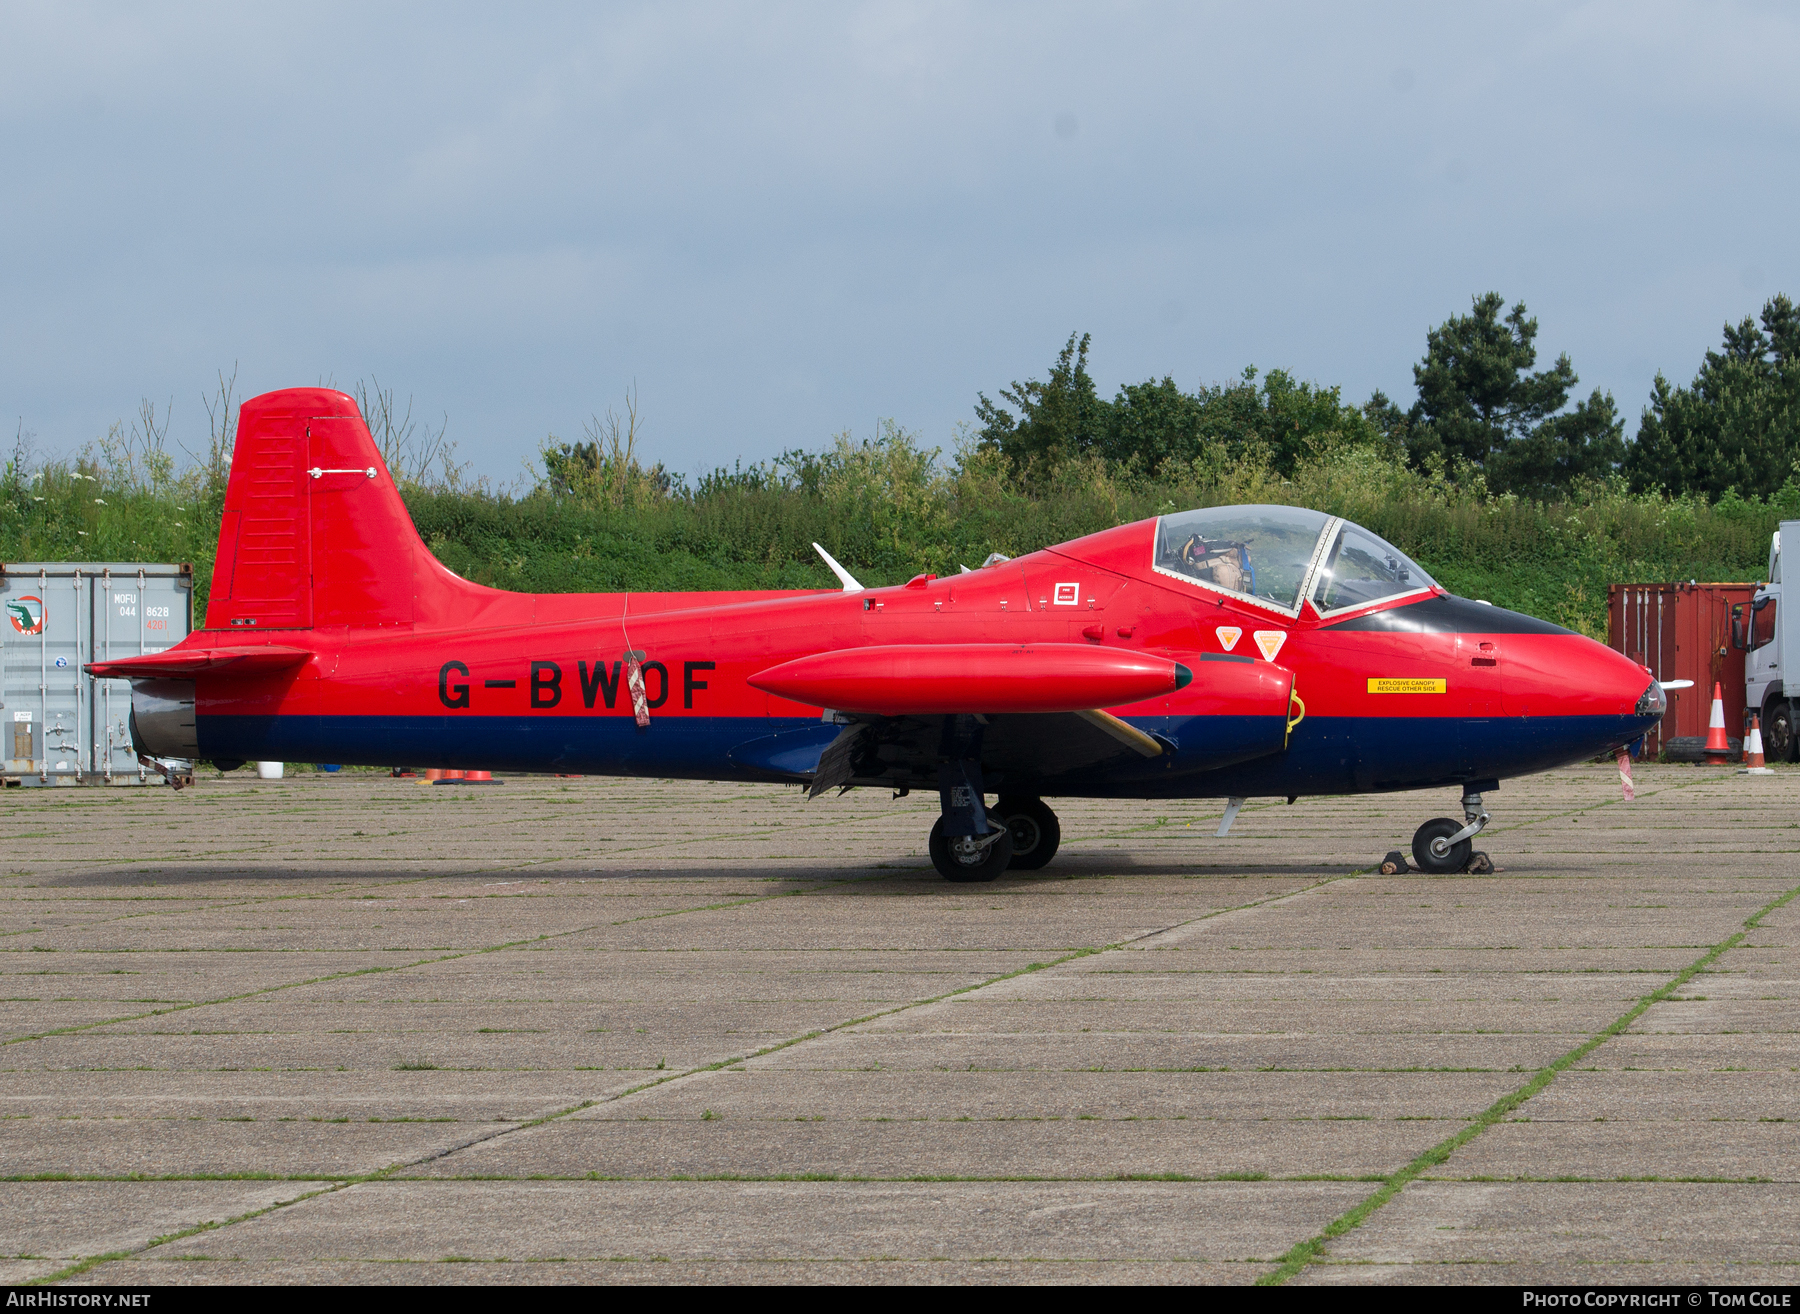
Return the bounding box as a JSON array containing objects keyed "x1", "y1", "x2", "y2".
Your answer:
[{"x1": 4, "y1": 405, "x2": 1787, "y2": 643}]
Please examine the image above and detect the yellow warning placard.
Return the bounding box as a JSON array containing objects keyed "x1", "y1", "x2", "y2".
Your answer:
[{"x1": 1368, "y1": 678, "x2": 1447, "y2": 694}]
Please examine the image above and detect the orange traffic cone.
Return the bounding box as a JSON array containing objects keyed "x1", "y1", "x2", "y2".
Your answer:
[
  {"x1": 1703, "y1": 683, "x2": 1731, "y2": 765},
  {"x1": 432, "y1": 769, "x2": 501, "y2": 785},
  {"x1": 1742, "y1": 714, "x2": 1774, "y2": 775}
]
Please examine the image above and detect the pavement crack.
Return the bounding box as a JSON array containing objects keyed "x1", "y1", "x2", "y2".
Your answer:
[
  {"x1": 27, "y1": 1181, "x2": 351, "y2": 1286},
  {"x1": 375, "y1": 869, "x2": 1364, "y2": 1171},
  {"x1": 1255, "y1": 876, "x2": 1800, "y2": 1286},
  {"x1": 0, "y1": 880, "x2": 856, "y2": 1050}
]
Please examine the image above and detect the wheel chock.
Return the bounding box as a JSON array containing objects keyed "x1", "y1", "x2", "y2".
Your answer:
[
  {"x1": 1378, "y1": 850, "x2": 1409, "y2": 875},
  {"x1": 1465, "y1": 851, "x2": 1495, "y2": 875}
]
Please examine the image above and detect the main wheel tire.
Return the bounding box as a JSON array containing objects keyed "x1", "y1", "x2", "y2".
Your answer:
[
  {"x1": 994, "y1": 797, "x2": 1061, "y2": 870},
  {"x1": 928, "y1": 816, "x2": 1014, "y2": 882},
  {"x1": 1765, "y1": 698, "x2": 1798, "y2": 764},
  {"x1": 1411, "y1": 817, "x2": 1472, "y2": 875}
]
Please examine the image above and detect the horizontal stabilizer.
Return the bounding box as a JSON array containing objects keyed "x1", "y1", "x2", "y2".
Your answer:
[
  {"x1": 749, "y1": 643, "x2": 1192, "y2": 716},
  {"x1": 86, "y1": 645, "x2": 314, "y2": 680}
]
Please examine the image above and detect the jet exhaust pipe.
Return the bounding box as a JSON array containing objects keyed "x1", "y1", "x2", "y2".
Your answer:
[{"x1": 129, "y1": 679, "x2": 199, "y2": 758}]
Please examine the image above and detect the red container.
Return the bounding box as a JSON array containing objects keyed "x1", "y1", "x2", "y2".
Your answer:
[{"x1": 1607, "y1": 582, "x2": 1758, "y2": 757}]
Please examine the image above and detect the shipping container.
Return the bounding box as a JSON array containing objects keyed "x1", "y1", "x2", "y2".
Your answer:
[
  {"x1": 1607, "y1": 581, "x2": 1757, "y2": 758},
  {"x1": 1, "y1": 563, "x2": 194, "y2": 785}
]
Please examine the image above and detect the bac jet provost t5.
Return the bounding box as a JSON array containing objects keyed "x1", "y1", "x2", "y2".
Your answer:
[{"x1": 92, "y1": 388, "x2": 1669, "y2": 881}]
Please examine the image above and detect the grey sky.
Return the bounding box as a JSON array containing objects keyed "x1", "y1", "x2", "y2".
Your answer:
[{"x1": 3, "y1": 1, "x2": 1795, "y2": 484}]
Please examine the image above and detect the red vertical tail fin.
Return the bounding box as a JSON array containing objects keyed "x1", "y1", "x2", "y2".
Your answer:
[{"x1": 206, "y1": 387, "x2": 469, "y2": 631}]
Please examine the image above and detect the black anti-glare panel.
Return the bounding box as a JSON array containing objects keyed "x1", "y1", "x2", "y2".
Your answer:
[{"x1": 1323, "y1": 593, "x2": 1574, "y2": 635}]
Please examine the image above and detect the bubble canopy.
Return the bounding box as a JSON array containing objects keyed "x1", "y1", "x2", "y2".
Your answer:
[{"x1": 1152, "y1": 504, "x2": 1436, "y2": 617}]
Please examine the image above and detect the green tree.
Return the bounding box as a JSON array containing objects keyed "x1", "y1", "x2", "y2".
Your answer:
[
  {"x1": 977, "y1": 335, "x2": 1396, "y2": 480},
  {"x1": 1625, "y1": 294, "x2": 1800, "y2": 499},
  {"x1": 1099, "y1": 375, "x2": 1203, "y2": 473},
  {"x1": 974, "y1": 332, "x2": 1110, "y2": 473},
  {"x1": 1483, "y1": 389, "x2": 1625, "y2": 498},
  {"x1": 1406, "y1": 292, "x2": 1623, "y2": 496},
  {"x1": 1361, "y1": 389, "x2": 1411, "y2": 448},
  {"x1": 1238, "y1": 368, "x2": 1383, "y2": 475},
  {"x1": 1117, "y1": 367, "x2": 1388, "y2": 478}
]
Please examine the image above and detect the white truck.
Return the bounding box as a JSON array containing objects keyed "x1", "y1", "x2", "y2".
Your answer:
[{"x1": 1736, "y1": 520, "x2": 1797, "y2": 762}]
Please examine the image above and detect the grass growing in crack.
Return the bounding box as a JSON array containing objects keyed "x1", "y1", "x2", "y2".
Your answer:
[{"x1": 1255, "y1": 877, "x2": 1800, "y2": 1287}]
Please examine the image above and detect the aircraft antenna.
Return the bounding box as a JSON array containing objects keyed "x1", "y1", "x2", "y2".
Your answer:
[{"x1": 812, "y1": 543, "x2": 865, "y2": 593}]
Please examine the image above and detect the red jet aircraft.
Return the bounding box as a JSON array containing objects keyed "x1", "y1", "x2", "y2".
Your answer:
[{"x1": 92, "y1": 388, "x2": 1667, "y2": 879}]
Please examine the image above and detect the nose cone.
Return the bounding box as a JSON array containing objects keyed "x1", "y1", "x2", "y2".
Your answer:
[
  {"x1": 1497, "y1": 630, "x2": 1668, "y2": 774},
  {"x1": 1510, "y1": 632, "x2": 1662, "y2": 720},
  {"x1": 1594, "y1": 640, "x2": 1667, "y2": 739},
  {"x1": 1589, "y1": 639, "x2": 1668, "y2": 737}
]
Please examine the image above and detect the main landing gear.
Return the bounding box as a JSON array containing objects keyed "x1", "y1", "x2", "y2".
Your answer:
[
  {"x1": 1385, "y1": 786, "x2": 1496, "y2": 875},
  {"x1": 926, "y1": 761, "x2": 1063, "y2": 881},
  {"x1": 994, "y1": 796, "x2": 1061, "y2": 871},
  {"x1": 929, "y1": 816, "x2": 1013, "y2": 882}
]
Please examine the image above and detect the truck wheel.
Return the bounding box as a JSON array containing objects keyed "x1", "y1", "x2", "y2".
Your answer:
[{"x1": 1766, "y1": 699, "x2": 1799, "y2": 764}]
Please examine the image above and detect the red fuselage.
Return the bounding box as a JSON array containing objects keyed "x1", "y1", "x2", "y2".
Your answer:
[{"x1": 98, "y1": 388, "x2": 1663, "y2": 801}]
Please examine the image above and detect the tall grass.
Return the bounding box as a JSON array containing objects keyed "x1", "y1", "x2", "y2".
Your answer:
[
  {"x1": 3, "y1": 409, "x2": 1791, "y2": 640},
  {"x1": 1, "y1": 419, "x2": 224, "y2": 602}
]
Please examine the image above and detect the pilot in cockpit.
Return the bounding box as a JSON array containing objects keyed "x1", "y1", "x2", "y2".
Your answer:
[{"x1": 1175, "y1": 533, "x2": 1246, "y2": 594}]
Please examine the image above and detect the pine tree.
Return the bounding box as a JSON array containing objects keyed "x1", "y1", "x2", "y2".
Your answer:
[
  {"x1": 1625, "y1": 295, "x2": 1800, "y2": 499},
  {"x1": 1405, "y1": 293, "x2": 1622, "y2": 496}
]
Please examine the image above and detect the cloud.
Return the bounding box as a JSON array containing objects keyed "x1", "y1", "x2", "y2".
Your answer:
[{"x1": 1, "y1": 0, "x2": 1797, "y2": 479}]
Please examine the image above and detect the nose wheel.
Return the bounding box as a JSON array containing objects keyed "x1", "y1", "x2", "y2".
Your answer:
[
  {"x1": 1397, "y1": 789, "x2": 1494, "y2": 875},
  {"x1": 1412, "y1": 818, "x2": 1473, "y2": 873}
]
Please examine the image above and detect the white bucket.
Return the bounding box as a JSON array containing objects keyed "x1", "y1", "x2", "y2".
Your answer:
[{"x1": 256, "y1": 761, "x2": 284, "y2": 780}]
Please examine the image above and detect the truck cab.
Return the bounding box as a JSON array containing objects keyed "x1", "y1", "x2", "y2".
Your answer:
[{"x1": 1736, "y1": 520, "x2": 1798, "y2": 761}]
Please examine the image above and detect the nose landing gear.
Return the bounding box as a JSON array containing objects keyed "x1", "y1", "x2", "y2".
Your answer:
[{"x1": 1405, "y1": 787, "x2": 1494, "y2": 875}]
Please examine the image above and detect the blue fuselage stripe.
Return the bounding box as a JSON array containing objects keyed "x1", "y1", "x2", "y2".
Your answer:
[{"x1": 197, "y1": 711, "x2": 1657, "y2": 799}]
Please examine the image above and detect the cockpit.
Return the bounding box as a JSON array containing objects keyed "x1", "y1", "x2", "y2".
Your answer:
[{"x1": 1153, "y1": 504, "x2": 1436, "y2": 617}]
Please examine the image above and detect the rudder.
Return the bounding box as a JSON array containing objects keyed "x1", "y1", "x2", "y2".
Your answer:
[{"x1": 206, "y1": 388, "x2": 436, "y2": 631}]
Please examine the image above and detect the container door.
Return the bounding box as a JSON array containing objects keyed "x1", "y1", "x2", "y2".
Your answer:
[
  {"x1": 1613, "y1": 585, "x2": 1680, "y2": 756},
  {"x1": 4, "y1": 568, "x2": 88, "y2": 782},
  {"x1": 90, "y1": 570, "x2": 138, "y2": 779},
  {"x1": 0, "y1": 571, "x2": 49, "y2": 775},
  {"x1": 87, "y1": 566, "x2": 196, "y2": 781}
]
